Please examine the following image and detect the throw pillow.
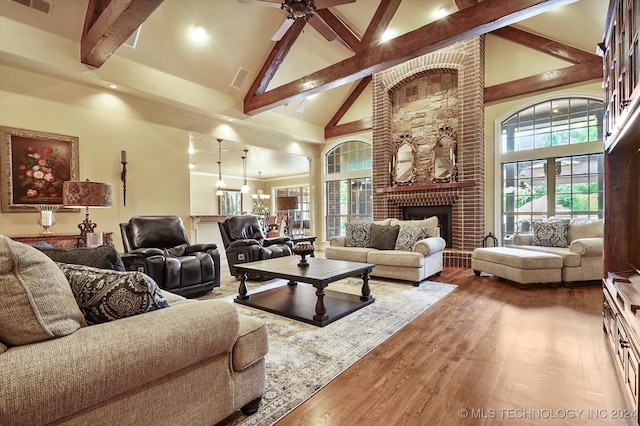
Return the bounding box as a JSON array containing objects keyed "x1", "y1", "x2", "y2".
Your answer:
[
  {"x1": 0, "y1": 235, "x2": 86, "y2": 347},
  {"x1": 532, "y1": 219, "x2": 570, "y2": 247},
  {"x1": 367, "y1": 224, "x2": 400, "y2": 250},
  {"x1": 395, "y1": 225, "x2": 429, "y2": 251},
  {"x1": 58, "y1": 263, "x2": 170, "y2": 325},
  {"x1": 345, "y1": 222, "x2": 372, "y2": 247},
  {"x1": 390, "y1": 216, "x2": 439, "y2": 237},
  {"x1": 37, "y1": 245, "x2": 126, "y2": 271}
]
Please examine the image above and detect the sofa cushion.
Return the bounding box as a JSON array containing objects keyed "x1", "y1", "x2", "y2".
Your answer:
[
  {"x1": 532, "y1": 219, "x2": 569, "y2": 247},
  {"x1": 568, "y1": 218, "x2": 603, "y2": 242},
  {"x1": 390, "y1": 216, "x2": 439, "y2": 237},
  {"x1": 325, "y1": 246, "x2": 372, "y2": 263},
  {"x1": 58, "y1": 263, "x2": 170, "y2": 325},
  {"x1": 367, "y1": 224, "x2": 400, "y2": 250},
  {"x1": 233, "y1": 315, "x2": 269, "y2": 371},
  {"x1": 36, "y1": 245, "x2": 126, "y2": 271},
  {"x1": 0, "y1": 236, "x2": 86, "y2": 346},
  {"x1": 345, "y1": 222, "x2": 372, "y2": 247},
  {"x1": 355, "y1": 217, "x2": 391, "y2": 226},
  {"x1": 367, "y1": 250, "x2": 424, "y2": 268},
  {"x1": 510, "y1": 245, "x2": 582, "y2": 267},
  {"x1": 395, "y1": 225, "x2": 428, "y2": 251},
  {"x1": 472, "y1": 247, "x2": 564, "y2": 270}
]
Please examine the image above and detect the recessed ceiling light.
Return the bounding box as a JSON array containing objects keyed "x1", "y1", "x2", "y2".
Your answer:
[
  {"x1": 108, "y1": 84, "x2": 118, "y2": 89},
  {"x1": 381, "y1": 29, "x2": 397, "y2": 43},
  {"x1": 226, "y1": 118, "x2": 233, "y2": 122},
  {"x1": 192, "y1": 25, "x2": 208, "y2": 41},
  {"x1": 433, "y1": 8, "x2": 448, "y2": 19},
  {"x1": 189, "y1": 163, "x2": 195, "y2": 170}
]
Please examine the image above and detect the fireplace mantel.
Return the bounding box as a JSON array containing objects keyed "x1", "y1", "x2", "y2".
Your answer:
[{"x1": 375, "y1": 180, "x2": 475, "y2": 194}]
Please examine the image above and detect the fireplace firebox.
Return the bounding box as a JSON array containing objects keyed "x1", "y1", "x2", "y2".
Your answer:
[{"x1": 403, "y1": 206, "x2": 452, "y2": 248}]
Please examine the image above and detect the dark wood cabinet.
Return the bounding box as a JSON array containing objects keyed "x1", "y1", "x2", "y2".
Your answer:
[
  {"x1": 602, "y1": 1, "x2": 640, "y2": 421},
  {"x1": 601, "y1": 0, "x2": 639, "y2": 153},
  {"x1": 601, "y1": 0, "x2": 640, "y2": 274}
]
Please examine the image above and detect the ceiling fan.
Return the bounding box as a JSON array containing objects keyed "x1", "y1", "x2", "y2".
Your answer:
[{"x1": 239, "y1": 0, "x2": 355, "y2": 41}]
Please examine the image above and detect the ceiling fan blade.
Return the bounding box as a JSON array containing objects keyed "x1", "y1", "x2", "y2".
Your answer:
[
  {"x1": 308, "y1": 15, "x2": 337, "y2": 41},
  {"x1": 237, "y1": 0, "x2": 282, "y2": 8},
  {"x1": 271, "y1": 19, "x2": 294, "y2": 41},
  {"x1": 314, "y1": 0, "x2": 356, "y2": 9}
]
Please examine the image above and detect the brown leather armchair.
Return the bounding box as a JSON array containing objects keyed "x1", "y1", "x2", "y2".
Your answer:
[
  {"x1": 120, "y1": 215, "x2": 220, "y2": 297},
  {"x1": 218, "y1": 215, "x2": 293, "y2": 279}
]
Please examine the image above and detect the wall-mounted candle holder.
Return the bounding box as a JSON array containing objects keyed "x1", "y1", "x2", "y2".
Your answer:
[{"x1": 121, "y1": 150, "x2": 127, "y2": 206}]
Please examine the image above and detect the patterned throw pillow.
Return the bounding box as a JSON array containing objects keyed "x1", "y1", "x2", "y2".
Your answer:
[
  {"x1": 0, "y1": 236, "x2": 86, "y2": 346},
  {"x1": 58, "y1": 263, "x2": 170, "y2": 325},
  {"x1": 345, "y1": 222, "x2": 372, "y2": 247},
  {"x1": 394, "y1": 225, "x2": 429, "y2": 251},
  {"x1": 532, "y1": 219, "x2": 570, "y2": 247},
  {"x1": 37, "y1": 245, "x2": 126, "y2": 271},
  {"x1": 367, "y1": 224, "x2": 400, "y2": 250}
]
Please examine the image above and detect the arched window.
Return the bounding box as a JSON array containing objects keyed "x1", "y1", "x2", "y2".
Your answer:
[
  {"x1": 324, "y1": 141, "x2": 372, "y2": 239},
  {"x1": 499, "y1": 97, "x2": 604, "y2": 245}
]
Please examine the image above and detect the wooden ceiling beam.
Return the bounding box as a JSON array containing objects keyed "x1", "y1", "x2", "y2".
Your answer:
[
  {"x1": 245, "y1": 0, "x2": 578, "y2": 115},
  {"x1": 491, "y1": 26, "x2": 601, "y2": 64},
  {"x1": 454, "y1": 0, "x2": 479, "y2": 9},
  {"x1": 245, "y1": 19, "x2": 306, "y2": 97},
  {"x1": 315, "y1": 9, "x2": 362, "y2": 52},
  {"x1": 81, "y1": 0, "x2": 164, "y2": 68},
  {"x1": 360, "y1": 0, "x2": 402, "y2": 48},
  {"x1": 484, "y1": 60, "x2": 602, "y2": 103},
  {"x1": 325, "y1": 118, "x2": 373, "y2": 139},
  {"x1": 326, "y1": 75, "x2": 371, "y2": 128}
]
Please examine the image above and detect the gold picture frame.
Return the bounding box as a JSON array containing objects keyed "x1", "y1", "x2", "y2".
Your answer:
[{"x1": 1, "y1": 126, "x2": 79, "y2": 213}]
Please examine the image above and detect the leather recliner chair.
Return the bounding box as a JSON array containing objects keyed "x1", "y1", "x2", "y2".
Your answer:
[
  {"x1": 218, "y1": 215, "x2": 293, "y2": 279},
  {"x1": 120, "y1": 215, "x2": 220, "y2": 298}
]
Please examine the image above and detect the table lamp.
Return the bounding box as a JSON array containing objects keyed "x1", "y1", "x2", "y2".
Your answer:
[{"x1": 63, "y1": 179, "x2": 113, "y2": 246}]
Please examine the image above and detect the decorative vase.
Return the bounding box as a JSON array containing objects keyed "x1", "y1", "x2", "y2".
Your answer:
[
  {"x1": 292, "y1": 241, "x2": 314, "y2": 267},
  {"x1": 36, "y1": 205, "x2": 60, "y2": 234}
]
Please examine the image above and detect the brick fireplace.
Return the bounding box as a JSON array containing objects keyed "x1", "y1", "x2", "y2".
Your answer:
[{"x1": 372, "y1": 37, "x2": 485, "y2": 268}]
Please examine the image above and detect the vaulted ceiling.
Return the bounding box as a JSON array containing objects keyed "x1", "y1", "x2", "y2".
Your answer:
[{"x1": 0, "y1": 0, "x2": 607, "y2": 178}]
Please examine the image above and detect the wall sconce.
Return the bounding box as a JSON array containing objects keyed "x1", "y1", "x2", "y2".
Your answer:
[
  {"x1": 121, "y1": 150, "x2": 127, "y2": 206},
  {"x1": 215, "y1": 138, "x2": 225, "y2": 196},
  {"x1": 240, "y1": 149, "x2": 250, "y2": 194}
]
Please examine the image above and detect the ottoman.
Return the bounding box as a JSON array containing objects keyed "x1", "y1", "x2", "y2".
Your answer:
[{"x1": 471, "y1": 247, "x2": 563, "y2": 287}]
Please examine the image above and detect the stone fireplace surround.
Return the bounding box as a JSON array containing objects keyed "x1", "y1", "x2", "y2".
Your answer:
[{"x1": 372, "y1": 37, "x2": 486, "y2": 268}]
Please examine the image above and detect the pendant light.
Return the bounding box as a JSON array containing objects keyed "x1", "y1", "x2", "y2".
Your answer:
[
  {"x1": 215, "y1": 138, "x2": 225, "y2": 196},
  {"x1": 240, "y1": 149, "x2": 250, "y2": 193}
]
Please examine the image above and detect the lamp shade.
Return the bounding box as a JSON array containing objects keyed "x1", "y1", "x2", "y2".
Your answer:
[
  {"x1": 63, "y1": 180, "x2": 113, "y2": 208},
  {"x1": 276, "y1": 196, "x2": 298, "y2": 210}
]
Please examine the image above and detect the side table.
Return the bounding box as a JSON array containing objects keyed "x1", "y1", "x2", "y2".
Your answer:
[{"x1": 9, "y1": 232, "x2": 114, "y2": 248}]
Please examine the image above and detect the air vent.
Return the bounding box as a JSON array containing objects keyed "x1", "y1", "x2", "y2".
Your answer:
[
  {"x1": 123, "y1": 26, "x2": 142, "y2": 48},
  {"x1": 231, "y1": 67, "x2": 250, "y2": 89},
  {"x1": 10, "y1": 0, "x2": 52, "y2": 15}
]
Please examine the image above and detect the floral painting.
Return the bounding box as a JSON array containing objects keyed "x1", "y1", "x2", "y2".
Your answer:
[{"x1": 1, "y1": 127, "x2": 78, "y2": 212}]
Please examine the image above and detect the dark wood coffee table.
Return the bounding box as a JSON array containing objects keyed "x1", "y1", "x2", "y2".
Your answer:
[{"x1": 233, "y1": 256, "x2": 375, "y2": 327}]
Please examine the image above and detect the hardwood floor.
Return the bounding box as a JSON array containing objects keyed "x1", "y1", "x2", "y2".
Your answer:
[{"x1": 267, "y1": 266, "x2": 636, "y2": 426}]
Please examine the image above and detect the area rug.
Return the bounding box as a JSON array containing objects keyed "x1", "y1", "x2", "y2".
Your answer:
[{"x1": 199, "y1": 277, "x2": 456, "y2": 426}]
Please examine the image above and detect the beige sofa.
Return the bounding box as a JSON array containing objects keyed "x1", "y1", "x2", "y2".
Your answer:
[
  {"x1": 0, "y1": 236, "x2": 268, "y2": 425},
  {"x1": 472, "y1": 218, "x2": 603, "y2": 285},
  {"x1": 511, "y1": 218, "x2": 604, "y2": 282},
  {"x1": 325, "y1": 218, "x2": 446, "y2": 284}
]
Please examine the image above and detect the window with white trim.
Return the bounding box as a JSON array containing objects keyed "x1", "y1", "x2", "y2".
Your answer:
[
  {"x1": 325, "y1": 141, "x2": 372, "y2": 239},
  {"x1": 499, "y1": 97, "x2": 604, "y2": 245}
]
